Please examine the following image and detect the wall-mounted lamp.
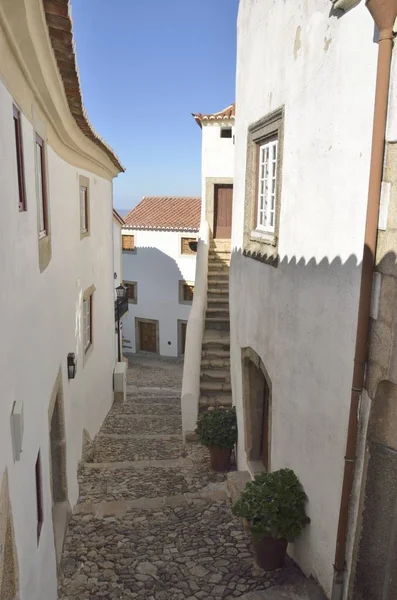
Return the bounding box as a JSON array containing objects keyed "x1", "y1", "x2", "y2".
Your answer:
[{"x1": 67, "y1": 353, "x2": 77, "y2": 379}]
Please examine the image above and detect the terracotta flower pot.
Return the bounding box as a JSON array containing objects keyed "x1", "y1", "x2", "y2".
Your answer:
[
  {"x1": 209, "y1": 446, "x2": 232, "y2": 471},
  {"x1": 251, "y1": 534, "x2": 288, "y2": 571}
]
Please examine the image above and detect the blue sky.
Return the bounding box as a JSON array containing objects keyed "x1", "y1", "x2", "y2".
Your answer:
[{"x1": 71, "y1": 0, "x2": 238, "y2": 211}]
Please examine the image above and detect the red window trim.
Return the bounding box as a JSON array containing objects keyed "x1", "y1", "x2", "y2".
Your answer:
[
  {"x1": 13, "y1": 105, "x2": 26, "y2": 212},
  {"x1": 35, "y1": 451, "x2": 44, "y2": 542},
  {"x1": 36, "y1": 134, "x2": 48, "y2": 234}
]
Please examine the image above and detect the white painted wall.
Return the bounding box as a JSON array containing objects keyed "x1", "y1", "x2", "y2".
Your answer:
[
  {"x1": 230, "y1": 1, "x2": 378, "y2": 596},
  {"x1": 122, "y1": 229, "x2": 197, "y2": 357},
  {"x1": 0, "y1": 78, "x2": 116, "y2": 600},
  {"x1": 201, "y1": 122, "x2": 235, "y2": 222},
  {"x1": 113, "y1": 217, "x2": 122, "y2": 286}
]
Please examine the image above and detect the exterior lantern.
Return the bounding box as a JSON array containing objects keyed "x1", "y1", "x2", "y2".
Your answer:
[
  {"x1": 67, "y1": 353, "x2": 77, "y2": 379},
  {"x1": 116, "y1": 284, "x2": 126, "y2": 299}
]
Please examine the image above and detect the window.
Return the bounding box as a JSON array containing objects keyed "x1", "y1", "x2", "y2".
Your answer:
[
  {"x1": 220, "y1": 128, "x2": 232, "y2": 139},
  {"x1": 35, "y1": 134, "x2": 48, "y2": 238},
  {"x1": 243, "y1": 107, "x2": 284, "y2": 266},
  {"x1": 122, "y1": 234, "x2": 135, "y2": 251},
  {"x1": 179, "y1": 280, "x2": 194, "y2": 304},
  {"x1": 181, "y1": 237, "x2": 197, "y2": 255},
  {"x1": 256, "y1": 139, "x2": 278, "y2": 233},
  {"x1": 124, "y1": 281, "x2": 137, "y2": 304},
  {"x1": 13, "y1": 105, "x2": 26, "y2": 211},
  {"x1": 83, "y1": 294, "x2": 93, "y2": 352},
  {"x1": 79, "y1": 176, "x2": 90, "y2": 237},
  {"x1": 35, "y1": 451, "x2": 43, "y2": 543}
]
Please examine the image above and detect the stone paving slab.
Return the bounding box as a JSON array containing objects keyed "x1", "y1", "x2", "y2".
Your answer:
[
  {"x1": 59, "y1": 501, "x2": 300, "y2": 600},
  {"x1": 78, "y1": 464, "x2": 227, "y2": 503},
  {"x1": 101, "y1": 414, "x2": 181, "y2": 436},
  {"x1": 111, "y1": 403, "x2": 181, "y2": 416},
  {"x1": 90, "y1": 436, "x2": 184, "y2": 462}
]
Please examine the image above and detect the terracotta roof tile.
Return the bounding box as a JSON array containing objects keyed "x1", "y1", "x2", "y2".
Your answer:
[
  {"x1": 42, "y1": 0, "x2": 124, "y2": 172},
  {"x1": 124, "y1": 197, "x2": 201, "y2": 231},
  {"x1": 192, "y1": 103, "x2": 235, "y2": 128}
]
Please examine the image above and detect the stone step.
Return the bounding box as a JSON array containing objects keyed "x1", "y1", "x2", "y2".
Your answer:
[
  {"x1": 208, "y1": 262, "x2": 229, "y2": 271},
  {"x1": 208, "y1": 272, "x2": 229, "y2": 281},
  {"x1": 101, "y1": 414, "x2": 182, "y2": 436},
  {"x1": 200, "y1": 380, "x2": 232, "y2": 392},
  {"x1": 205, "y1": 319, "x2": 230, "y2": 332},
  {"x1": 207, "y1": 296, "x2": 229, "y2": 306},
  {"x1": 90, "y1": 436, "x2": 184, "y2": 463},
  {"x1": 201, "y1": 369, "x2": 231, "y2": 381},
  {"x1": 206, "y1": 307, "x2": 229, "y2": 318},
  {"x1": 203, "y1": 330, "x2": 230, "y2": 345},
  {"x1": 201, "y1": 347, "x2": 230, "y2": 358},
  {"x1": 112, "y1": 403, "x2": 181, "y2": 416},
  {"x1": 201, "y1": 357, "x2": 230, "y2": 368},
  {"x1": 207, "y1": 288, "x2": 229, "y2": 298},
  {"x1": 199, "y1": 394, "x2": 233, "y2": 409}
]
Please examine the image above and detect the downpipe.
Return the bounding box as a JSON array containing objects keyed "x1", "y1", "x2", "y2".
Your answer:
[{"x1": 331, "y1": 2, "x2": 397, "y2": 599}]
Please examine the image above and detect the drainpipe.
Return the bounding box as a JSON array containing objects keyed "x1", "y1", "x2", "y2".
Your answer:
[{"x1": 331, "y1": 2, "x2": 397, "y2": 599}]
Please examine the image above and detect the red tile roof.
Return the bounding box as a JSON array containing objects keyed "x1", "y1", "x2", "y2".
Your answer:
[
  {"x1": 124, "y1": 197, "x2": 201, "y2": 231},
  {"x1": 43, "y1": 0, "x2": 124, "y2": 172},
  {"x1": 192, "y1": 103, "x2": 235, "y2": 128}
]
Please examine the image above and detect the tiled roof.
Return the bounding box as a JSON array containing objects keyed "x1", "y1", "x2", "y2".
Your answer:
[
  {"x1": 192, "y1": 103, "x2": 235, "y2": 128},
  {"x1": 124, "y1": 197, "x2": 201, "y2": 231},
  {"x1": 42, "y1": 0, "x2": 124, "y2": 173},
  {"x1": 113, "y1": 209, "x2": 125, "y2": 225}
]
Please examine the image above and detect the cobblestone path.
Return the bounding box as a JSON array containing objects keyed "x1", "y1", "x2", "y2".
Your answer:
[{"x1": 58, "y1": 358, "x2": 300, "y2": 600}]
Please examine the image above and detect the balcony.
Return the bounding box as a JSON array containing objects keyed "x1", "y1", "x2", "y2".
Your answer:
[{"x1": 115, "y1": 285, "x2": 128, "y2": 322}]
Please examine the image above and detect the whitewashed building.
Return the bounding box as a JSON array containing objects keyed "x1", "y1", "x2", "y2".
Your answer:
[
  {"x1": 0, "y1": 1, "x2": 124, "y2": 598},
  {"x1": 122, "y1": 197, "x2": 200, "y2": 357},
  {"x1": 181, "y1": 104, "x2": 235, "y2": 437},
  {"x1": 230, "y1": 1, "x2": 397, "y2": 600}
]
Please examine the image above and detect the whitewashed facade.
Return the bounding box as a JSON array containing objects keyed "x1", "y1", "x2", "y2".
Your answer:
[
  {"x1": 0, "y1": 1, "x2": 123, "y2": 598},
  {"x1": 121, "y1": 197, "x2": 200, "y2": 357},
  {"x1": 230, "y1": 1, "x2": 379, "y2": 597}
]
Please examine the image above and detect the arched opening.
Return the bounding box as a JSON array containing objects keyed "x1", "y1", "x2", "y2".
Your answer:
[{"x1": 242, "y1": 348, "x2": 272, "y2": 471}]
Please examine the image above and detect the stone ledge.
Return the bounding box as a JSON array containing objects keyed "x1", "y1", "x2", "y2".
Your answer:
[{"x1": 227, "y1": 470, "x2": 251, "y2": 503}]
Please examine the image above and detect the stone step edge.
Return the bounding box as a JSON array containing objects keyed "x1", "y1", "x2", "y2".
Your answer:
[
  {"x1": 74, "y1": 484, "x2": 229, "y2": 517},
  {"x1": 84, "y1": 457, "x2": 193, "y2": 470},
  {"x1": 95, "y1": 433, "x2": 182, "y2": 440}
]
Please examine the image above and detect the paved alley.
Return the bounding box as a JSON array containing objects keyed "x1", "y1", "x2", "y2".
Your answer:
[{"x1": 58, "y1": 356, "x2": 300, "y2": 600}]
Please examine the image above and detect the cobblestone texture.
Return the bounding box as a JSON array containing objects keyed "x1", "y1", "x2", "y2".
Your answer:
[{"x1": 59, "y1": 356, "x2": 301, "y2": 599}]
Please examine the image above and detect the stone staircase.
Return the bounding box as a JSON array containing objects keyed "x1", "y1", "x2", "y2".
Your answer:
[{"x1": 199, "y1": 239, "x2": 232, "y2": 412}]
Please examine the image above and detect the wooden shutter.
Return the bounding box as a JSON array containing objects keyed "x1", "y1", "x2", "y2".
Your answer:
[{"x1": 122, "y1": 235, "x2": 135, "y2": 251}]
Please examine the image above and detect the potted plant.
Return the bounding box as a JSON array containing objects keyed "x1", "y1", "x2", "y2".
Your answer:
[
  {"x1": 232, "y1": 468, "x2": 310, "y2": 570},
  {"x1": 196, "y1": 407, "x2": 237, "y2": 471}
]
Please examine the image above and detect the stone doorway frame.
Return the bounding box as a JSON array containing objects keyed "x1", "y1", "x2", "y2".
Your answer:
[
  {"x1": 205, "y1": 177, "x2": 234, "y2": 240},
  {"x1": 241, "y1": 347, "x2": 272, "y2": 474},
  {"x1": 135, "y1": 317, "x2": 160, "y2": 354},
  {"x1": 0, "y1": 471, "x2": 19, "y2": 600},
  {"x1": 48, "y1": 368, "x2": 71, "y2": 567}
]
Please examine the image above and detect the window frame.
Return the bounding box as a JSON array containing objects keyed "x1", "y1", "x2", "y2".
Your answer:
[
  {"x1": 220, "y1": 127, "x2": 232, "y2": 139},
  {"x1": 256, "y1": 138, "x2": 278, "y2": 234},
  {"x1": 13, "y1": 105, "x2": 27, "y2": 212},
  {"x1": 122, "y1": 234, "x2": 136, "y2": 252},
  {"x1": 179, "y1": 280, "x2": 194, "y2": 304},
  {"x1": 79, "y1": 175, "x2": 90, "y2": 238},
  {"x1": 35, "y1": 451, "x2": 44, "y2": 543},
  {"x1": 83, "y1": 293, "x2": 93, "y2": 353},
  {"x1": 180, "y1": 236, "x2": 197, "y2": 256},
  {"x1": 35, "y1": 134, "x2": 48, "y2": 239},
  {"x1": 124, "y1": 280, "x2": 138, "y2": 304},
  {"x1": 243, "y1": 107, "x2": 284, "y2": 267}
]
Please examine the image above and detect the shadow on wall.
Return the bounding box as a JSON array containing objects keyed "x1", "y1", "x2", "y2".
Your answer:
[
  {"x1": 122, "y1": 245, "x2": 194, "y2": 356},
  {"x1": 228, "y1": 244, "x2": 397, "y2": 600}
]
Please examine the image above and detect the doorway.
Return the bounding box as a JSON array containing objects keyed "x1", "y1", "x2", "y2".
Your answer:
[
  {"x1": 136, "y1": 318, "x2": 159, "y2": 353},
  {"x1": 242, "y1": 348, "x2": 272, "y2": 471},
  {"x1": 214, "y1": 184, "x2": 233, "y2": 239}
]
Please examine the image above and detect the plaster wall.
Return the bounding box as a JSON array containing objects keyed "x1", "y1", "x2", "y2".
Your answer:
[
  {"x1": 121, "y1": 229, "x2": 197, "y2": 357},
  {"x1": 230, "y1": 1, "x2": 378, "y2": 595},
  {"x1": 0, "y1": 75, "x2": 115, "y2": 600},
  {"x1": 113, "y1": 219, "x2": 122, "y2": 286},
  {"x1": 200, "y1": 123, "x2": 235, "y2": 224}
]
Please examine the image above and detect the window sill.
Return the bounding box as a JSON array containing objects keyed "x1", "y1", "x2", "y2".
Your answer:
[
  {"x1": 39, "y1": 230, "x2": 48, "y2": 240},
  {"x1": 128, "y1": 299, "x2": 137, "y2": 305},
  {"x1": 83, "y1": 343, "x2": 93, "y2": 366},
  {"x1": 250, "y1": 230, "x2": 277, "y2": 246},
  {"x1": 80, "y1": 230, "x2": 90, "y2": 240},
  {"x1": 179, "y1": 300, "x2": 193, "y2": 306}
]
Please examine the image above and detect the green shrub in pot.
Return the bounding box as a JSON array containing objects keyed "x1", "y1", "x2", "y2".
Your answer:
[
  {"x1": 232, "y1": 468, "x2": 310, "y2": 570},
  {"x1": 196, "y1": 407, "x2": 237, "y2": 471}
]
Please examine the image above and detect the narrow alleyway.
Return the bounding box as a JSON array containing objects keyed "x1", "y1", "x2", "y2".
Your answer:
[{"x1": 58, "y1": 356, "x2": 300, "y2": 600}]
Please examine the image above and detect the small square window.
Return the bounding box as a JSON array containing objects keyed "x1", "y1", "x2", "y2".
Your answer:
[
  {"x1": 13, "y1": 105, "x2": 26, "y2": 211},
  {"x1": 220, "y1": 128, "x2": 232, "y2": 139},
  {"x1": 124, "y1": 281, "x2": 137, "y2": 304},
  {"x1": 179, "y1": 280, "x2": 194, "y2": 304},
  {"x1": 181, "y1": 237, "x2": 197, "y2": 255},
  {"x1": 122, "y1": 235, "x2": 135, "y2": 251}
]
